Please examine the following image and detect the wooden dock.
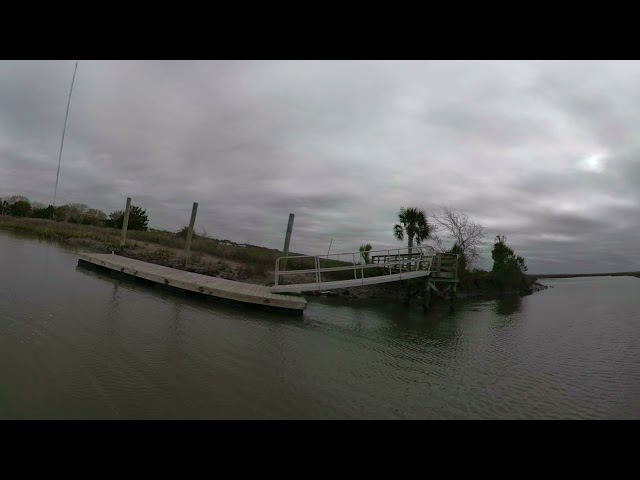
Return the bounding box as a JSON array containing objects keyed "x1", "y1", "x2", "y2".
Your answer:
[{"x1": 77, "y1": 253, "x2": 307, "y2": 313}]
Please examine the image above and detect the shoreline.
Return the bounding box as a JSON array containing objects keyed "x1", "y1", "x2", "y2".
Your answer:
[{"x1": 2, "y1": 216, "x2": 548, "y2": 305}]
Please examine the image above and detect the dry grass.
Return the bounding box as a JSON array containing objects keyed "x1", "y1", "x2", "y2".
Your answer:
[
  {"x1": 0, "y1": 215, "x2": 121, "y2": 247},
  {"x1": 0, "y1": 216, "x2": 377, "y2": 283},
  {"x1": 0, "y1": 215, "x2": 302, "y2": 269}
]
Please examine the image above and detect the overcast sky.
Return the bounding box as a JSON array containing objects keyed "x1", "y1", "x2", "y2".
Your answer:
[{"x1": 1, "y1": 60, "x2": 639, "y2": 273}]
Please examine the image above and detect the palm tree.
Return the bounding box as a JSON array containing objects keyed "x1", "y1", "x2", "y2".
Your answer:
[{"x1": 393, "y1": 207, "x2": 430, "y2": 253}]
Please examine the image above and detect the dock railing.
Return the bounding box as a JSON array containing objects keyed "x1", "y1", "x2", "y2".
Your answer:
[
  {"x1": 274, "y1": 246, "x2": 436, "y2": 289},
  {"x1": 431, "y1": 252, "x2": 459, "y2": 278}
]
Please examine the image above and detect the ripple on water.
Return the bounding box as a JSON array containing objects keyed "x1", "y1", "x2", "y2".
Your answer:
[{"x1": 2, "y1": 231, "x2": 639, "y2": 419}]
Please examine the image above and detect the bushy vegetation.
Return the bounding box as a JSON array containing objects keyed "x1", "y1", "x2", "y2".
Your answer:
[
  {"x1": 490, "y1": 235, "x2": 530, "y2": 291},
  {"x1": 359, "y1": 243, "x2": 372, "y2": 264},
  {"x1": 104, "y1": 205, "x2": 148, "y2": 231}
]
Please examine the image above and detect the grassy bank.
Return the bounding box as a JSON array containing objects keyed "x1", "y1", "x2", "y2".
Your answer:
[
  {"x1": 0, "y1": 216, "x2": 288, "y2": 282},
  {"x1": 0, "y1": 215, "x2": 285, "y2": 266},
  {"x1": 0, "y1": 216, "x2": 370, "y2": 285}
]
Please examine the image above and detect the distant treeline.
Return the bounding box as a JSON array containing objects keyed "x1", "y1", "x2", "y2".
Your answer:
[
  {"x1": 533, "y1": 272, "x2": 640, "y2": 279},
  {"x1": 0, "y1": 195, "x2": 148, "y2": 230}
]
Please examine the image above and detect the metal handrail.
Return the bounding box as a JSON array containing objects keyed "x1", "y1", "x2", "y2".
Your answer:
[{"x1": 274, "y1": 246, "x2": 436, "y2": 288}]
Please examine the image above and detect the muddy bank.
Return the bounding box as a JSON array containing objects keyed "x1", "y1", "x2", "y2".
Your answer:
[{"x1": 302, "y1": 278, "x2": 549, "y2": 303}]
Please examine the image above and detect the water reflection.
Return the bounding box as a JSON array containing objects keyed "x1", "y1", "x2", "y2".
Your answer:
[
  {"x1": 307, "y1": 297, "x2": 464, "y2": 356},
  {"x1": 106, "y1": 282, "x2": 121, "y2": 331},
  {"x1": 170, "y1": 302, "x2": 185, "y2": 346},
  {"x1": 494, "y1": 296, "x2": 522, "y2": 316}
]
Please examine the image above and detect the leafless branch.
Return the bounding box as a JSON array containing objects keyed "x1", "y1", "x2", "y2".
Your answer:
[{"x1": 430, "y1": 207, "x2": 487, "y2": 268}]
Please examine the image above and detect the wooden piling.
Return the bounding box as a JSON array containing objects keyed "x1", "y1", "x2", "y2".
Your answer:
[
  {"x1": 119, "y1": 197, "x2": 131, "y2": 248},
  {"x1": 283, "y1": 213, "x2": 294, "y2": 256},
  {"x1": 282, "y1": 213, "x2": 295, "y2": 270},
  {"x1": 184, "y1": 202, "x2": 199, "y2": 255},
  {"x1": 423, "y1": 278, "x2": 431, "y2": 312},
  {"x1": 450, "y1": 282, "x2": 457, "y2": 312},
  {"x1": 449, "y1": 254, "x2": 459, "y2": 312}
]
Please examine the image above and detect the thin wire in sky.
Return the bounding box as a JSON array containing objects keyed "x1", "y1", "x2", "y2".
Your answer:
[{"x1": 53, "y1": 60, "x2": 79, "y2": 209}]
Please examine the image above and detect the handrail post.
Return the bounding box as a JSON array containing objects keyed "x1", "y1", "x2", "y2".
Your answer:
[
  {"x1": 353, "y1": 253, "x2": 357, "y2": 279},
  {"x1": 275, "y1": 258, "x2": 279, "y2": 286},
  {"x1": 387, "y1": 249, "x2": 391, "y2": 275}
]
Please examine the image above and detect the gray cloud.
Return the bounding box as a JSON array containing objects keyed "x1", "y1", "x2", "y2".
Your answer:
[{"x1": 1, "y1": 60, "x2": 639, "y2": 274}]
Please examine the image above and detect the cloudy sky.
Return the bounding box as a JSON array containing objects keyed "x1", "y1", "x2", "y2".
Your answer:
[{"x1": 1, "y1": 60, "x2": 639, "y2": 273}]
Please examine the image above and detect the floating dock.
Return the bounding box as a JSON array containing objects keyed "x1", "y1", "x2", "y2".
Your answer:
[{"x1": 77, "y1": 253, "x2": 307, "y2": 313}]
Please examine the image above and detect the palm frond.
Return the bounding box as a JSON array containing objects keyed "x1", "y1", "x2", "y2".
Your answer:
[{"x1": 393, "y1": 223, "x2": 404, "y2": 240}]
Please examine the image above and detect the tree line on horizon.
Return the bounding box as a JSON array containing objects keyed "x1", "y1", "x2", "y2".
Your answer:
[{"x1": 0, "y1": 195, "x2": 149, "y2": 231}]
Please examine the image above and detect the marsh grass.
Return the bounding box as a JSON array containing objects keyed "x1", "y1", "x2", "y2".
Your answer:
[
  {"x1": 0, "y1": 216, "x2": 389, "y2": 282},
  {"x1": 0, "y1": 216, "x2": 314, "y2": 269}
]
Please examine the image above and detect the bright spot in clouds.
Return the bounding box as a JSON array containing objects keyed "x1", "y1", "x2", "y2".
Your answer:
[{"x1": 578, "y1": 153, "x2": 606, "y2": 173}]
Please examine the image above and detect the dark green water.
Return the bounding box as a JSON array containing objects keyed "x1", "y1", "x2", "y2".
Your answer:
[{"x1": 1, "y1": 229, "x2": 638, "y2": 419}]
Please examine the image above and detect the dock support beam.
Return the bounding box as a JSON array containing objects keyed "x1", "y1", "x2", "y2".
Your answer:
[
  {"x1": 405, "y1": 281, "x2": 412, "y2": 305},
  {"x1": 450, "y1": 283, "x2": 457, "y2": 312},
  {"x1": 423, "y1": 278, "x2": 431, "y2": 312},
  {"x1": 119, "y1": 197, "x2": 131, "y2": 248}
]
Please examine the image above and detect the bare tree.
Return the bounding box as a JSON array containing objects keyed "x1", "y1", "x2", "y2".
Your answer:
[{"x1": 430, "y1": 207, "x2": 487, "y2": 269}]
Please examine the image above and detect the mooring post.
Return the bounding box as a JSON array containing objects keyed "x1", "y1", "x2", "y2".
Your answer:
[
  {"x1": 184, "y1": 202, "x2": 198, "y2": 255},
  {"x1": 282, "y1": 213, "x2": 295, "y2": 270},
  {"x1": 119, "y1": 197, "x2": 131, "y2": 248}
]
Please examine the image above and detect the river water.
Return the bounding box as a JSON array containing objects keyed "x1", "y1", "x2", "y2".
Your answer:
[{"x1": 0, "y1": 229, "x2": 638, "y2": 419}]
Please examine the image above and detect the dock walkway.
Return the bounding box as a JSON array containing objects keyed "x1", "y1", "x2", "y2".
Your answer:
[
  {"x1": 78, "y1": 253, "x2": 306, "y2": 313},
  {"x1": 271, "y1": 247, "x2": 459, "y2": 293}
]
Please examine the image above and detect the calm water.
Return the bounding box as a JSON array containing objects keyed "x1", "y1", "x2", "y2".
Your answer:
[{"x1": 1, "y1": 229, "x2": 639, "y2": 419}]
